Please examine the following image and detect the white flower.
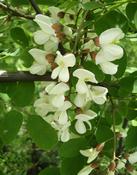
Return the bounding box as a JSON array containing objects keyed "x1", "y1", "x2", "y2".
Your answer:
[
  {"x1": 53, "y1": 101, "x2": 72, "y2": 125},
  {"x1": 34, "y1": 93, "x2": 56, "y2": 117},
  {"x1": 78, "y1": 165, "x2": 94, "y2": 175},
  {"x1": 73, "y1": 69, "x2": 108, "y2": 106},
  {"x1": 80, "y1": 148, "x2": 99, "y2": 163},
  {"x1": 117, "y1": 159, "x2": 126, "y2": 170},
  {"x1": 58, "y1": 121, "x2": 71, "y2": 142},
  {"x1": 95, "y1": 28, "x2": 125, "y2": 75},
  {"x1": 90, "y1": 86, "x2": 108, "y2": 105},
  {"x1": 80, "y1": 143, "x2": 104, "y2": 163},
  {"x1": 48, "y1": 6, "x2": 62, "y2": 20},
  {"x1": 51, "y1": 51, "x2": 76, "y2": 82},
  {"x1": 128, "y1": 152, "x2": 137, "y2": 164},
  {"x1": 75, "y1": 110, "x2": 97, "y2": 134},
  {"x1": 51, "y1": 116, "x2": 71, "y2": 142},
  {"x1": 82, "y1": 40, "x2": 98, "y2": 53},
  {"x1": 33, "y1": 14, "x2": 59, "y2": 52},
  {"x1": 45, "y1": 82, "x2": 69, "y2": 108},
  {"x1": 29, "y1": 48, "x2": 50, "y2": 75},
  {"x1": 73, "y1": 69, "x2": 97, "y2": 94}
]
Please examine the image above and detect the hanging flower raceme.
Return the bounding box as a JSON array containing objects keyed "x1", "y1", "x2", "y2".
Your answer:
[
  {"x1": 78, "y1": 143, "x2": 104, "y2": 175},
  {"x1": 29, "y1": 48, "x2": 51, "y2": 75},
  {"x1": 51, "y1": 51, "x2": 76, "y2": 82},
  {"x1": 95, "y1": 28, "x2": 125, "y2": 75},
  {"x1": 75, "y1": 110, "x2": 97, "y2": 134},
  {"x1": 73, "y1": 68, "x2": 108, "y2": 107}
]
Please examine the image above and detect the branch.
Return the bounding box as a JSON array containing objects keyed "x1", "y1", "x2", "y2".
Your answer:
[
  {"x1": 0, "y1": 2, "x2": 34, "y2": 19},
  {"x1": 116, "y1": 118, "x2": 128, "y2": 157},
  {"x1": 0, "y1": 71, "x2": 53, "y2": 82},
  {"x1": 28, "y1": 0, "x2": 42, "y2": 14}
]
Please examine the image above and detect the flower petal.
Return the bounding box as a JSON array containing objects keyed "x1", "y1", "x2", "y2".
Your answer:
[
  {"x1": 33, "y1": 30, "x2": 49, "y2": 45},
  {"x1": 29, "y1": 62, "x2": 47, "y2": 75},
  {"x1": 58, "y1": 111, "x2": 68, "y2": 124},
  {"x1": 44, "y1": 37, "x2": 58, "y2": 52},
  {"x1": 29, "y1": 48, "x2": 47, "y2": 64},
  {"x1": 90, "y1": 86, "x2": 108, "y2": 104},
  {"x1": 63, "y1": 53, "x2": 76, "y2": 67},
  {"x1": 76, "y1": 80, "x2": 89, "y2": 94},
  {"x1": 102, "y1": 44, "x2": 124, "y2": 61},
  {"x1": 73, "y1": 69, "x2": 97, "y2": 83},
  {"x1": 74, "y1": 94, "x2": 87, "y2": 107},
  {"x1": 59, "y1": 67, "x2": 70, "y2": 82},
  {"x1": 49, "y1": 82, "x2": 69, "y2": 94},
  {"x1": 48, "y1": 6, "x2": 61, "y2": 20},
  {"x1": 78, "y1": 165, "x2": 93, "y2": 175},
  {"x1": 51, "y1": 94, "x2": 65, "y2": 108},
  {"x1": 51, "y1": 66, "x2": 61, "y2": 80},
  {"x1": 75, "y1": 120, "x2": 86, "y2": 134},
  {"x1": 100, "y1": 62, "x2": 118, "y2": 75},
  {"x1": 60, "y1": 129, "x2": 70, "y2": 142},
  {"x1": 99, "y1": 28, "x2": 125, "y2": 45}
]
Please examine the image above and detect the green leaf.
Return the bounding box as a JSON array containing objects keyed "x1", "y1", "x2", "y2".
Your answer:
[
  {"x1": 114, "y1": 53, "x2": 127, "y2": 78},
  {"x1": 125, "y1": 126, "x2": 137, "y2": 149},
  {"x1": 27, "y1": 115, "x2": 58, "y2": 150},
  {"x1": 59, "y1": 138, "x2": 89, "y2": 158},
  {"x1": 118, "y1": 76, "x2": 134, "y2": 97},
  {"x1": 82, "y1": 1, "x2": 102, "y2": 10},
  {"x1": 10, "y1": 27, "x2": 29, "y2": 46},
  {"x1": 9, "y1": 82, "x2": 34, "y2": 107},
  {"x1": 60, "y1": 155, "x2": 85, "y2": 175},
  {"x1": 20, "y1": 49, "x2": 33, "y2": 68},
  {"x1": 95, "y1": 11, "x2": 128, "y2": 34},
  {"x1": 126, "y1": 3, "x2": 137, "y2": 21},
  {"x1": 83, "y1": 61, "x2": 105, "y2": 82},
  {"x1": 0, "y1": 111, "x2": 23, "y2": 144},
  {"x1": 10, "y1": 0, "x2": 57, "y2": 5},
  {"x1": 39, "y1": 168, "x2": 60, "y2": 175},
  {"x1": 96, "y1": 125, "x2": 113, "y2": 143}
]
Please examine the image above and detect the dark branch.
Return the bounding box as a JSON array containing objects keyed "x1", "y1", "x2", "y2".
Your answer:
[
  {"x1": 0, "y1": 2, "x2": 34, "y2": 19},
  {"x1": 116, "y1": 118, "x2": 128, "y2": 157},
  {"x1": 28, "y1": 0, "x2": 42, "y2": 14},
  {"x1": 0, "y1": 71, "x2": 53, "y2": 82}
]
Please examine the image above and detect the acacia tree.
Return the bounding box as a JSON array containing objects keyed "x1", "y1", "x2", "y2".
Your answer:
[{"x1": 0, "y1": 0, "x2": 137, "y2": 175}]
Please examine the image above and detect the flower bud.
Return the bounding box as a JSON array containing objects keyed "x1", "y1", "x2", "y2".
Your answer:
[
  {"x1": 108, "y1": 162, "x2": 116, "y2": 172},
  {"x1": 52, "y1": 23, "x2": 63, "y2": 33},
  {"x1": 56, "y1": 32, "x2": 65, "y2": 41},
  {"x1": 90, "y1": 51, "x2": 97, "y2": 60},
  {"x1": 46, "y1": 54, "x2": 55, "y2": 64},
  {"x1": 94, "y1": 37, "x2": 100, "y2": 47},
  {"x1": 96, "y1": 143, "x2": 104, "y2": 152},
  {"x1": 51, "y1": 62, "x2": 58, "y2": 70}
]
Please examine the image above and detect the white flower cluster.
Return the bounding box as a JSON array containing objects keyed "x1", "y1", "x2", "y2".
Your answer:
[
  {"x1": 28, "y1": 7, "x2": 124, "y2": 144},
  {"x1": 83, "y1": 28, "x2": 125, "y2": 75},
  {"x1": 78, "y1": 143, "x2": 104, "y2": 175}
]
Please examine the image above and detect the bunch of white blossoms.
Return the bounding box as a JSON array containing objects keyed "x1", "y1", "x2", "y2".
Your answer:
[
  {"x1": 83, "y1": 28, "x2": 125, "y2": 75},
  {"x1": 28, "y1": 9, "x2": 125, "y2": 144},
  {"x1": 78, "y1": 143, "x2": 104, "y2": 175}
]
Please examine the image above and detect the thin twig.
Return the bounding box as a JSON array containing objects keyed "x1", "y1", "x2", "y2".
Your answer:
[
  {"x1": 0, "y1": 2, "x2": 34, "y2": 19},
  {"x1": 28, "y1": 0, "x2": 42, "y2": 14}
]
